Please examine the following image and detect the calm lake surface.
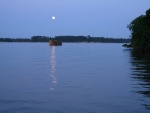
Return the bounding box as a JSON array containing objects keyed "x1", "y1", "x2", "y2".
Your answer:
[{"x1": 0, "y1": 42, "x2": 150, "y2": 113}]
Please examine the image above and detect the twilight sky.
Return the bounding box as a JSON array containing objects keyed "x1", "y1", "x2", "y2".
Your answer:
[{"x1": 0, "y1": 0, "x2": 149, "y2": 38}]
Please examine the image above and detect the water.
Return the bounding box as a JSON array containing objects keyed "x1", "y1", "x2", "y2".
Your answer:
[{"x1": 0, "y1": 42, "x2": 150, "y2": 113}]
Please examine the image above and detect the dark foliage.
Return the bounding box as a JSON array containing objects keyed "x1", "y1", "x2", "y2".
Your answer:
[
  {"x1": 0, "y1": 38, "x2": 31, "y2": 42},
  {"x1": 31, "y1": 36, "x2": 50, "y2": 42},
  {"x1": 127, "y1": 8, "x2": 150, "y2": 49},
  {"x1": 52, "y1": 35, "x2": 130, "y2": 43},
  {"x1": 0, "y1": 35, "x2": 130, "y2": 43}
]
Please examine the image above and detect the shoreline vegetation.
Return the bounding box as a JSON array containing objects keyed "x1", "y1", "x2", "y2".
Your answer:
[
  {"x1": 129, "y1": 8, "x2": 150, "y2": 49},
  {"x1": 123, "y1": 8, "x2": 150, "y2": 54},
  {"x1": 0, "y1": 35, "x2": 130, "y2": 43}
]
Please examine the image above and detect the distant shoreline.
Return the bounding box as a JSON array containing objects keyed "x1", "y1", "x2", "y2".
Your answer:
[{"x1": 0, "y1": 35, "x2": 130, "y2": 43}]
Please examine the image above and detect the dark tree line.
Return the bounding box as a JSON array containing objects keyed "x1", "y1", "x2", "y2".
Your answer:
[
  {"x1": 0, "y1": 36, "x2": 50, "y2": 42},
  {"x1": 31, "y1": 36, "x2": 50, "y2": 42},
  {"x1": 124, "y1": 8, "x2": 150, "y2": 50},
  {"x1": 0, "y1": 38, "x2": 31, "y2": 42},
  {"x1": 53, "y1": 35, "x2": 130, "y2": 43},
  {"x1": 0, "y1": 35, "x2": 130, "y2": 43}
]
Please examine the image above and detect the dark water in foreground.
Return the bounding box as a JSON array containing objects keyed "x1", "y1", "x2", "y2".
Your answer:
[{"x1": 0, "y1": 42, "x2": 150, "y2": 113}]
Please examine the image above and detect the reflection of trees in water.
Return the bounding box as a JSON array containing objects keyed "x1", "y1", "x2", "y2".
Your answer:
[{"x1": 131, "y1": 49, "x2": 150, "y2": 110}]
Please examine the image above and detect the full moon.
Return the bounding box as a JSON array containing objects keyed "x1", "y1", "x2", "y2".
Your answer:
[{"x1": 52, "y1": 16, "x2": 55, "y2": 20}]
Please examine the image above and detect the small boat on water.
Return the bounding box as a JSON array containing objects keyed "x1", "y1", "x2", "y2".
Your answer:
[{"x1": 49, "y1": 40, "x2": 62, "y2": 46}]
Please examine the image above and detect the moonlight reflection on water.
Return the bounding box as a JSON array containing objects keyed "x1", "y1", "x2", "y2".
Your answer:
[
  {"x1": 50, "y1": 46, "x2": 57, "y2": 90},
  {"x1": 1, "y1": 43, "x2": 150, "y2": 113}
]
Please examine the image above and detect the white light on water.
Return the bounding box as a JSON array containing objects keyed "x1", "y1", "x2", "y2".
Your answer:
[{"x1": 50, "y1": 46, "x2": 57, "y2": 91}]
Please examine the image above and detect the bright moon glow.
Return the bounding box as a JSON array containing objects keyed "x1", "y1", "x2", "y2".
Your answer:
[{"x1": 52, "y1": 16, "x2": 55, "y2": 20}]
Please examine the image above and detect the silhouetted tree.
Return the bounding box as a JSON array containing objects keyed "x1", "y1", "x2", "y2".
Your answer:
[{"x1": 127, "y1": 8, "x2": 150, "y2": 49}]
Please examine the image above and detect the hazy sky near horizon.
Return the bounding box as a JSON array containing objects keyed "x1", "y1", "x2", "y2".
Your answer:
[{"x1": 0, "y1": 0, "x2": 149, "y2": 38}]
